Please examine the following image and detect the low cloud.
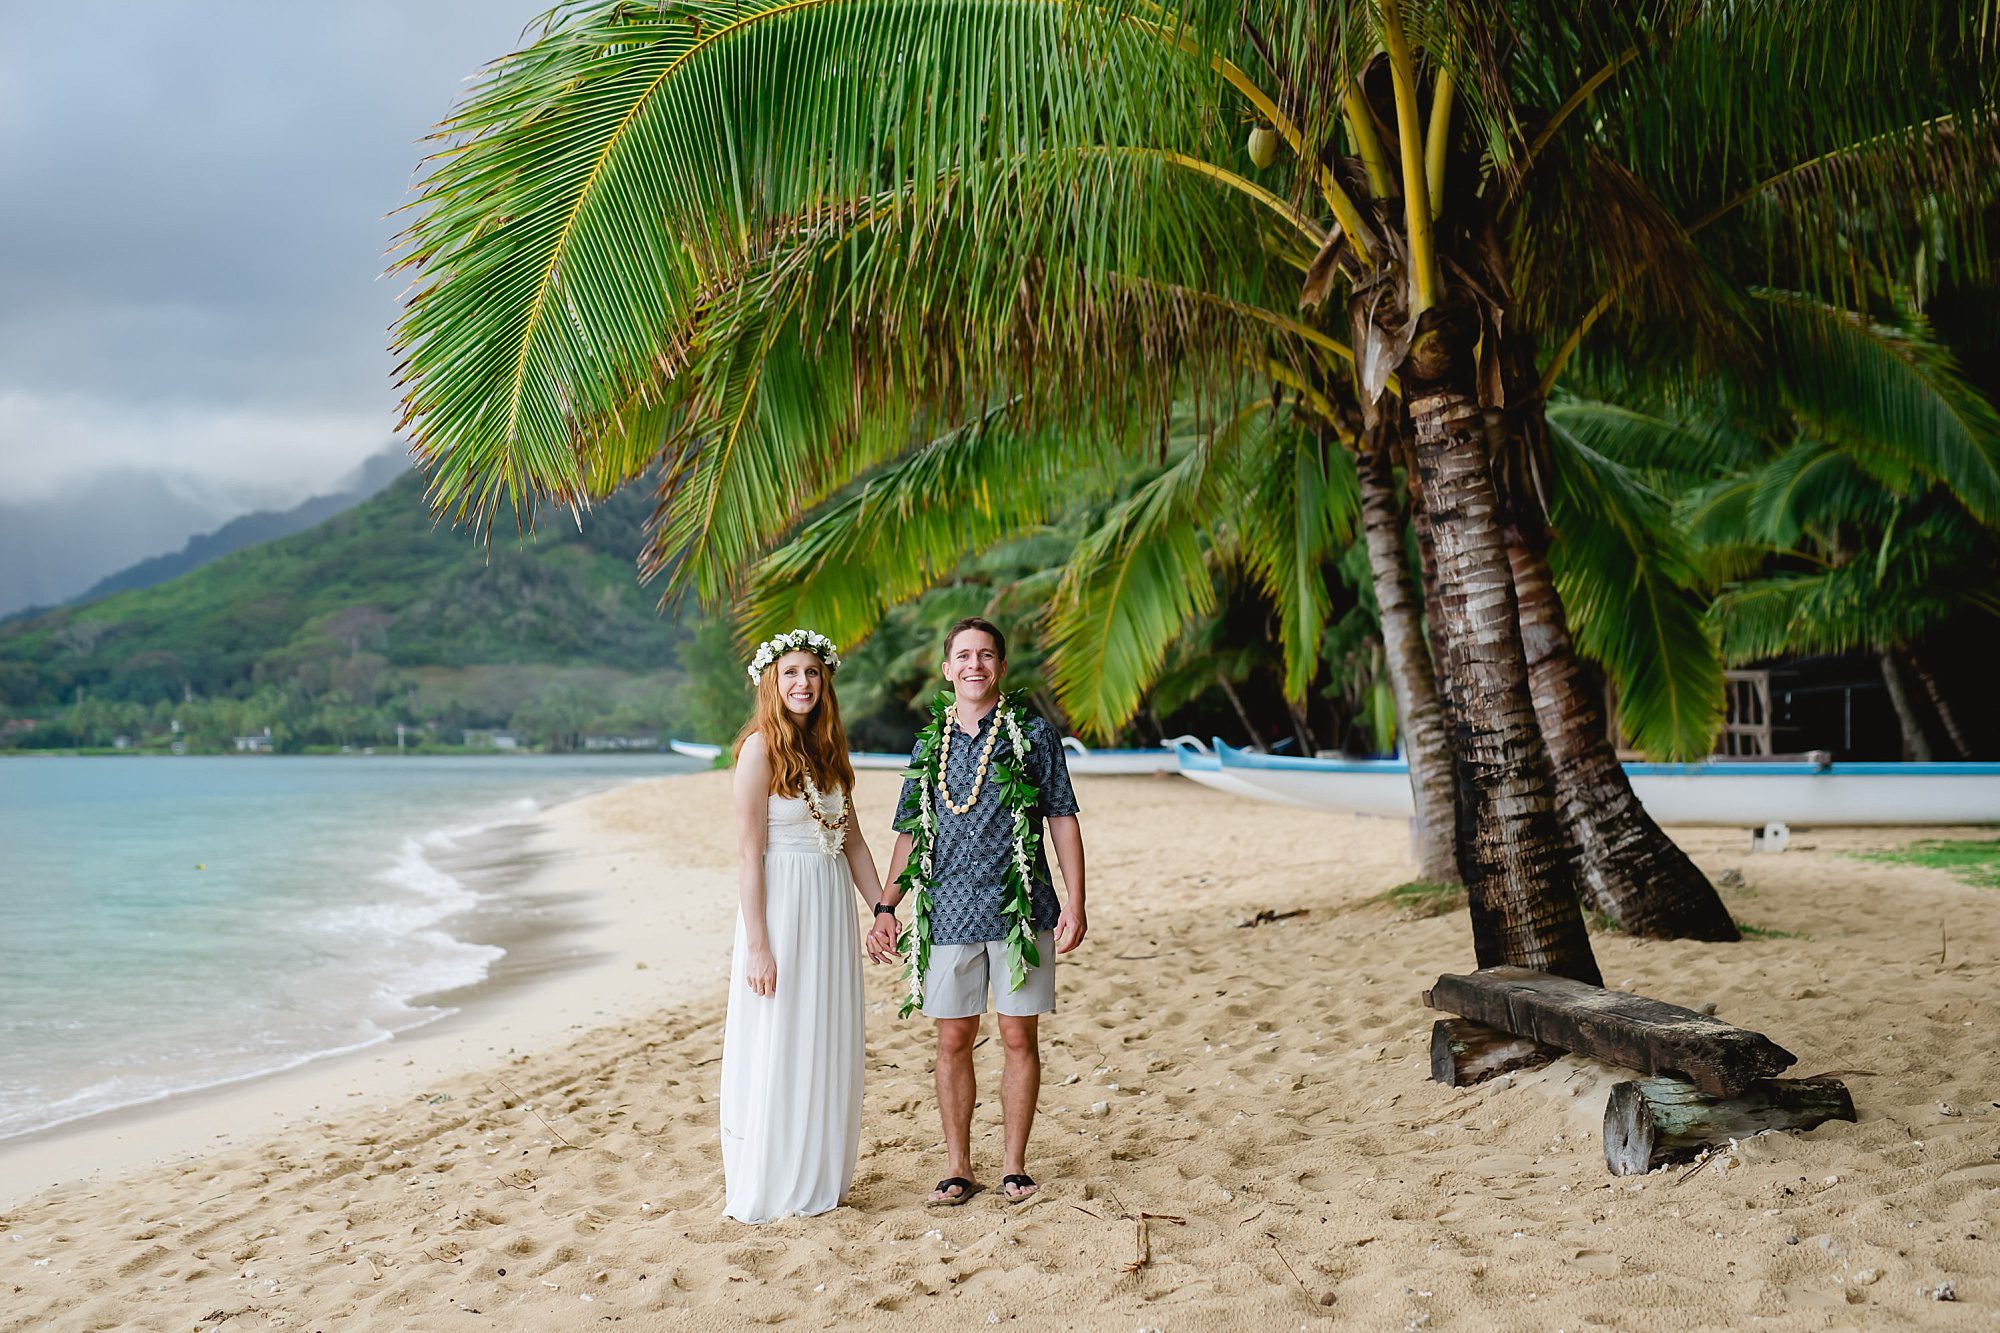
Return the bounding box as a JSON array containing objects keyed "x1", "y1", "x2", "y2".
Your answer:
[{"x1": 1, "y1": 389, "x2": 400, "y2": 509}]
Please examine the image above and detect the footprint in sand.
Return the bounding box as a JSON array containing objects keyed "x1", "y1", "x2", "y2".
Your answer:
[{"x1": 116, "y1": 1243, "x2": 171, "y2": 1277}]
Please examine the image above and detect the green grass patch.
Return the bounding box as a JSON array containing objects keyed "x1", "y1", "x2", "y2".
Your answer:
[
  {"x1": 1378, "y1": 879, "x2": 1467, "y2": 918},
  {"x1": 1854, "y1": 838, "x2": 2000, "y2": 889},
  {"x1": 1735, "y1": 921, "x2": 1808, "y2": 941}
]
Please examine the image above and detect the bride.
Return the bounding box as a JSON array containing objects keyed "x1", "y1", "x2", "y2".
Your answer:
[{"x1": 720, "y1": 629, "x2": 895, "y2": 1223}]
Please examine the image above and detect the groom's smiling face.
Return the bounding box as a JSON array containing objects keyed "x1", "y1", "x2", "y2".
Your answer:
[{"x1": 942, "y1": 628, "x2": 1005, "y2": 705}]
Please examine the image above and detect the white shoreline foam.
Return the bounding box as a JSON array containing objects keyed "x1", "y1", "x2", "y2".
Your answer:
[
  {"x1": 0, "y1": 794, "x2": 564, "y2": 1145},
  {"x1": 0, "y1": 763, "x2": 719, "y2": 1204}
]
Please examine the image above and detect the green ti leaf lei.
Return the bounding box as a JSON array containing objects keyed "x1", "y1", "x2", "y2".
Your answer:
[{"x1": 894, "y1": 689, "x2": 1043, "y2": 1019}]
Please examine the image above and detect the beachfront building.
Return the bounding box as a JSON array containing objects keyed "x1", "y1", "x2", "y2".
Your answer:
[
  {"x1": 232, "y1": 728, "x2": 273, "y2": 753},
  {"x1": 461, "y1": 729, "x2": 521, "y2": 751}
]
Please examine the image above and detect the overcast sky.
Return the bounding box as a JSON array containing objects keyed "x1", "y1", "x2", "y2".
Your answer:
[{"x1": 0, "y1": 1, "x2": 538, "y2": 508}]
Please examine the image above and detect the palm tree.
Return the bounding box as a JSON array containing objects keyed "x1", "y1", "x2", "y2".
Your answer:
[{"x1": 395, "y1": 1, "x2": 1994, "y2": 981}]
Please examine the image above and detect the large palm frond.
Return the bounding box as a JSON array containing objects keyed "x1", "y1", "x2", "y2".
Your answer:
[
  {"x1": 1756, "y1": 289, "x2": 2000, "y2": 525},
  {"x1": 1708, "y1": 509, "x2": 1999, "y2": 661},
  {"x1": 1544, "y1": 421, "x2": 1724, "y2": 758},
  {"x1": 1544, "y1": 396, "x2": 1757, "y2": 482},
  {"x1": 740, "y1": 406, "x2": 1136, "y2": 645},
  {"x1": 1043, "y1": 434, "x2": 1227, "y2": 738},
  {"x1": 624, "y1": 152, "x2": 1317, "y2": 600},
  {"x1": 395, "y1": 0, "x2": 1231, "y2": 529},
  {"x1": 1227, "y1": 419, "x2": 1360, "y2": 700}
]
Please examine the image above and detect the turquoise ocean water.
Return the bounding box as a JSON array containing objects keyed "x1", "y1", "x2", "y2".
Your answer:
[{"x1": 0, "y1": 754, "x2": 698, "y2": 1142}]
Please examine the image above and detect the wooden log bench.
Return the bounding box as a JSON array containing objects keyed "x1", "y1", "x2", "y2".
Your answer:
[
  {"x1": 1424, "y1": 966, "x2": 1854, "y2": 1173},
  {"x1": 1423, "y1": 966, "x2": 1796, "y2": 1098},
  {"x1": 1603, "y1": 1076, "x2": 1856, "y2": 1175}
]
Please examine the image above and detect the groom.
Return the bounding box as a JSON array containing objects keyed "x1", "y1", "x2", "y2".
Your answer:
[{"x1": 868, "y1": 617, "x2": 1087, "y2": 1204}]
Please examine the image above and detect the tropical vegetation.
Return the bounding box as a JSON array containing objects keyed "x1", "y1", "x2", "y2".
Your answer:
[{"x1": 395, "y1": 1, "x2": 1998, "y2": 980}]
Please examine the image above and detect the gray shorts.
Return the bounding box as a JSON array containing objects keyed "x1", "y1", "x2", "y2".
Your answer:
[{"x1": 921, "y1": 929, "x2": 1056, "y2": 1020}]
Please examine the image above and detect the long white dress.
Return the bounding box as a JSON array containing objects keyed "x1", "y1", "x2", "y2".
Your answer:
[{"x1": 719, "y1": 789, "x2": 865, "y2": 1224}]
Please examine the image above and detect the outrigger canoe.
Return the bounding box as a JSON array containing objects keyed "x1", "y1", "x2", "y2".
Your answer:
[
  {"x1": 857, "y1": 737, "x2": 1184, "y2": 775},
  {"x1": 673, "y1": 737, "x2": 1184, "y2": 776},
  {"x1": 1184, "y1": 740, "x2": 2000, "y2": 827}
]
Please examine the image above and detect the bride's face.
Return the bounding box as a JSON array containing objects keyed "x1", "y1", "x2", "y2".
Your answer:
[{"x1": 774, "y1": 651, "x2": 825, "y2": 717}]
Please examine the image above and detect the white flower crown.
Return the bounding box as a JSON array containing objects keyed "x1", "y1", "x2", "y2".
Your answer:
[{"x1": 747, "y1": 628, "x2": 842, "y2": 685}]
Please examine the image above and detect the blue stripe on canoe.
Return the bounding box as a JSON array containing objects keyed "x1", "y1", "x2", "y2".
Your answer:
[
  {"x1": 1625, "y1": 761, "x2": 2000, "y2": 777},
  {"x1": 1215, "y1": 741, "x2": 1407, "y2": 774},
  {"x1": 1211, "y1": 740, "x2": 2000, "y2": 779}
]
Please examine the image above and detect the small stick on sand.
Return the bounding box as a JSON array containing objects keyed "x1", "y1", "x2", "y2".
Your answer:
[
  {"x1": 1266, "y1": 1232, "x2": 1310, "y2": 1295},
  {"x1": 1238, "y1": 909, "x2": 1308, "y2": 928},
  {"x1": 488, "y1": 1078, "x2": 583, "y2": 1151},
  {"x1": 1672, "y1": 1148, "x2": 1717, "y2": 1184}
]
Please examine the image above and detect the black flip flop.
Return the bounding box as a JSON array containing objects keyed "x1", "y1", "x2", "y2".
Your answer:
[
  {"x1": 926, "y1": 1176, "x2": 981, "y2": 1207},
  {"x1": 1000, "y1": 1173, "x2": 1039, "y2": 1203}
]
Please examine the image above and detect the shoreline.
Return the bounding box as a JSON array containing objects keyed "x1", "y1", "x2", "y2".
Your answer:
[
  {"x1": 0, "y1": 772, "x2": 728, "y2": 1205},
  {"x1": 2, "y1": 771, "x2": 1995, "y2": 1330}
]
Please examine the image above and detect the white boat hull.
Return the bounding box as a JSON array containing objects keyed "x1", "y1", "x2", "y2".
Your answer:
[
  {"x1": 1621, "y1": 764, "x2": 2000, "y2": 826},
  {"x1": 1173, "y1": 746, "x2": 1319, "y2": 806},
  {"x1": 849, "y1": 743, "x2": 1184, "y2": 777},
  {"x1": 1194, "y1": 743, "x2": 2000, "y2": 827},
  {"x1": 675, "y1": 741, "x2": 910, "y2": 772},
  {"x1": 1058, "y1": 748, "x2": 1182, "y2": 776}
]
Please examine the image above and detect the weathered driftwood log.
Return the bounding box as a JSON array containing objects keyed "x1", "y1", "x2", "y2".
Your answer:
[
  {"x1": 1603, "y1": 1076, "x2": 1856, "y2": 1175},
  {"x1": 1423, "y1": 966, "x2": 1796, "y2": 1097},
  {"x1": 1429, "y1": 1019, "x2": 1559, "y2": 1086}
]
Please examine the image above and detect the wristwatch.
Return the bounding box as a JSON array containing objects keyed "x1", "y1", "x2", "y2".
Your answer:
[{"x1": 872, "y1": 902, "x2": 899, "y2": 917}]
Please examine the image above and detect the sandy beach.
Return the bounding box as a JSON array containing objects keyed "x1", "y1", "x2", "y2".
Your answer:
[{"x1": 2, "y1": 769, "x2": 1995, "y2": 1331}]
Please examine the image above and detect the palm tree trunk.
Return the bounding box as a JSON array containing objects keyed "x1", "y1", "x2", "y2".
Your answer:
[
  {"x1": 1397, "y1": 430, "x2": 1457, "y2": 709},
  {"x1": 1217, "y1": 669, "x2": 1263, "y2": 751},
  {"x1": 1402, "y1": 317, "x2": 1600, "y2": 985},
  {"x1": 1506, "y1": 525, "x2": 1739, "y2": 941},
  {"x1": 1878, "y1": 648, "x2": 1934, "y2": 761},
  {"x1": 1904, "y1": 646, "x2": 1971, "y2": 759},
  {"x1": 1358, "y1": 426, "x2": 1460, "y2": 884}
]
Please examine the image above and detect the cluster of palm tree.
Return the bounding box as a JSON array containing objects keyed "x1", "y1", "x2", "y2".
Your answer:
[{"x1": 395, "y1": 0, "x2": 1997, "y2": 985}]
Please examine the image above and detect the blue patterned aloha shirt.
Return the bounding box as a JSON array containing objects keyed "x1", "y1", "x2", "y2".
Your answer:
[{"x1": 893, "y1": 708, "x2": 1080, "y2": 945}]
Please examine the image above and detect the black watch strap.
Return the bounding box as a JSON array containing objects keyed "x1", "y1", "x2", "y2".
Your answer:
[{"x1": 873, "y1": 902, "x2": 899, "y2": 916}]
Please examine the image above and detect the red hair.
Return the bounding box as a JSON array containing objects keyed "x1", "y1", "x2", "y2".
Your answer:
[{"x1": 733, "y1": 651, "x2": 856, "y2": 797}]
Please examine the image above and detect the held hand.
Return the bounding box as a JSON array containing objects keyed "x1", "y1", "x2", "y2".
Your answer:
[
  {"x1": 865, "y1": 913, "x2": 901, "y2": 965},
  {"x1": 1054, "y1": 905, "x2": 1087, "y2": 954},
  {"x1": 745, "y1": 944, "x2": 777, "y2": 998}
]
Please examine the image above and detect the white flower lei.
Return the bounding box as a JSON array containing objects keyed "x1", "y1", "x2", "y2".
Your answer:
[
  {"x1": 897, "y1": 691, "x2": 1041, "y2": 1017},
  {"x1": 747, "y1": 628, "x2": 842, "y2": 685}
]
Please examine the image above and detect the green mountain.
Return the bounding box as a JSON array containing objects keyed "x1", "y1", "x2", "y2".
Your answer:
[
  {"x1": 61, "y1": 450, "x2": 409, "y2": 609},
  {"x1": 0, "y1": 471, "x2": 691, "y2": 752}
]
